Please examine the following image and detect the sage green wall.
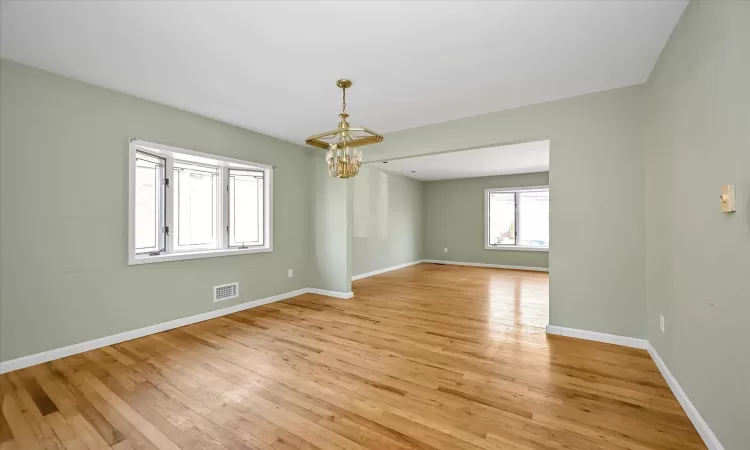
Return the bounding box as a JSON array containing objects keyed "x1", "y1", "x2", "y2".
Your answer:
[
  {"x1": 352, "y1": 166, "x2": 423, "y2": 276},
  {"x1": 0, "y1": 60, "x2": 312, "y2": 362},
  {"x1": 368, "y1": 85, "x2": 646, "y2": 338},
  {"x1": 423, "y1": 172, "x2": 549, "y2": 268},
  {"x1": 309, "y1": 157, "x2": 353, "y2": 293},
  {"x1": 644, "y1": 2, "x2": 749, "y2": 448}
]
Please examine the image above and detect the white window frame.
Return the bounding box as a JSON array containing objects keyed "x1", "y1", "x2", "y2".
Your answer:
[
  {"x1": 133, "y1": 151, "x2": 167, "y2": 255},
  {"x1": 128, "y1": 139, "x2": 273, "y2": 265},
  {"x1": 484, "y1": 185, "x2": 549, "y2": 252}
]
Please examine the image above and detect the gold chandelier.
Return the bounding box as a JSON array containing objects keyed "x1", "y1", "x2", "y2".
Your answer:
[{"x1": 305, "y1": 79, "x2": 384, "y2": 179}]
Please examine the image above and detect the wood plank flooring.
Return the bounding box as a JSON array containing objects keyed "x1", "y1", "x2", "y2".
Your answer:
[{"x1": 0, "y1": 263, "x2": 705, "y2": 449}]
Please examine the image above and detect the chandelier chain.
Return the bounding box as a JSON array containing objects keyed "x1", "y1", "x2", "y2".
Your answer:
[{"x1": 341, "y1": 86, "x2": 347, "y2": 114}]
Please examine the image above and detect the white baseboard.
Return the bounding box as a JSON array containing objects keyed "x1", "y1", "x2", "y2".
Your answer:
[
  {"x1": 306, "y1": 288, "x2": 354, "y2": 299},
  {"x1": 545, "y1": 325, "x2": 648, "y2": 349},
  {"x1": 423, "y1": 259, "x2": 549, "y2": 272},
  {"x1": 545, "y1": 325, "x2": 723, "y2": 450},
  {"x1": 0, "y1": 286, "x2": 343, "y2": 374},
  {"x1": 647, "y1": 345, "x2": 724, "y2": 450},
  {"x1": 0, "y1": 288, "x2": 725, "y2": 450},
  {"x1": 352, "y1": 260, "x2": 423, "y2": 281}
]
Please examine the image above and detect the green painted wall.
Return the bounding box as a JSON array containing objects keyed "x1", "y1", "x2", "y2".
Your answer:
[
  {"x1": 309, "y1": 158, "x2": 353, "y2": 293},
  {"x1": 0, "y1": 60, "x2": 313, "y2": 361},
  {"x1": 423, "y1": 172, "x2": 549, "y2": 268},
  {"x1": 369, "y1": 85, "x2": 646, "y2": 339},
  {"x1": 352, "y1": 166, "x2": 423, "y2": 277},
  {"x1": 644, "y1": 2, "x2": 750, "y2": 448}
]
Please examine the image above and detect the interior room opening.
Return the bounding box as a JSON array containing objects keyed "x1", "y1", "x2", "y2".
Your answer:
[{"x1": 354, "y1": 139, "x2": 550, "y2": 330}]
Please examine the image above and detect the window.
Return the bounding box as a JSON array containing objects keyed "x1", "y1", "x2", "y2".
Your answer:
[
  {"x1": 173, "y1": 162, "x2": 219, "y2": 251},
  {"x1": 485, "y1": 186, "x2": 548, "y2": 251},
  {"x1": 129, "y1": 140, "x2": 272, "y2": 265},
  {"x1": 134, "y1": 152, "x2": 166, "y2": 254},
  {"x1": 229, "y1": 169, "x2": 264, "y2": 247}
]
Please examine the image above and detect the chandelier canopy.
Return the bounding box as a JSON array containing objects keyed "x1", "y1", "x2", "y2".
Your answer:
[{"x1": 305, "y1": 79, "x2": 384, "y2": 179}]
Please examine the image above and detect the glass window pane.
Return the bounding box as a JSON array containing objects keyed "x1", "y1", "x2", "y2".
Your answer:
[
  {"x1": 229, "y1": 169, "x2": 264, "y2": 247},
  {"x1": 518, "y1": 190, "x2": 549, "y2": 247},
  {"x1": 488, "y1": 192, "x2": 516, "y2": 246},
  {"x1": 173, "y1": 162, "x2": 219, "y2": 250},
  {"x1": 135, "y1": 153, "x2": 164, "y2": 253}
]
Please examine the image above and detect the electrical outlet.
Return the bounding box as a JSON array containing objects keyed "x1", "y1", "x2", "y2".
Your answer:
[
  {"x1": 660, "y1": 314, "x2": 665, "y2": 333},
  {"x1": 444, "y1": 248, "x2": 448, "y2": 253},
  {"x1": 288, "y1": 269, "x2": 294, "y2": 278}
]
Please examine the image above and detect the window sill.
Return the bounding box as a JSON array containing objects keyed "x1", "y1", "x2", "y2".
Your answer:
[
  {"x1": 485, "y1": 245, "x2": 549, "y2": 252},
  {"x1": 129, "y1": 246, "x2": 272, "y2": 265}
]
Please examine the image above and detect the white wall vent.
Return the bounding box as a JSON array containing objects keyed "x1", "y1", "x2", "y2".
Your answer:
[{"x1": 213, "y1": 282, "x2": 239, "y2": 302}]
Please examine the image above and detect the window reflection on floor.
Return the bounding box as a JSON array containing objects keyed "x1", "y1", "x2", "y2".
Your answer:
[{"x1": 487, "y1": 270, "x2": 549, "y2": 335}]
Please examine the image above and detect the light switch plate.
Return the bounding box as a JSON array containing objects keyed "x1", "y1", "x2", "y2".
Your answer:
[{"x1": 720, "y1": 184, "x2": 736, "y2": 213}]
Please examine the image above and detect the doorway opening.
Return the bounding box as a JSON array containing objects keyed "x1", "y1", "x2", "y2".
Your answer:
[{"x1": 369, "y1": 139, "x2": 551, "y2": 329}]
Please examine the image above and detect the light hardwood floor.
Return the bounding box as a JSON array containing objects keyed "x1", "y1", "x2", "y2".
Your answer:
[{"x1": 0, "y1": 263, "x2": 705, "y2": 449}]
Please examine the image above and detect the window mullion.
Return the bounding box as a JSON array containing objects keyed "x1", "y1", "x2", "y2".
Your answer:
[
  {"x1": 157, "y1": 161, "x2": 166, "y2": 253},
  {"x1": 266, "y1": 168, "x2": 272, "y2": 249},
  {"x1": 256, "y1": 176, "x2": 262, "y2": 245},
  {"x1": 515, "y1": 192, "x2": 520, "y2": 246},
  {"x1": 484, "y1": 190, "x2": 492, "y2": 248},
  {"x1": 164, "y1": 156, "x2": 175, "y2": 254},
  {"x1": 221, "y1": 167, "x2": 230, "y2": 250}
]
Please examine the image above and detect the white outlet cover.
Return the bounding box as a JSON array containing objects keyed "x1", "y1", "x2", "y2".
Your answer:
[
  {"x1": 660, "y1": 314, "x2": 665, "y2": 332},
  {"x1": 288, "y1": 269, "x2": 293, "y2": 278},
  {"x1": 444, "y1": 248, "x2": 448, "y2": 253}
]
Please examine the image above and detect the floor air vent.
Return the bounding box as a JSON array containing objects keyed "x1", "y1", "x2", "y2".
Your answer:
[{"x1": 213, "y1": 282, "x2": 239, "y2": 302}]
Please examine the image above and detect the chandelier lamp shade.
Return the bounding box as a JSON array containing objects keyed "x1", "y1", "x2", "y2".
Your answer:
[{"x1": 305, "y1": 79, "x2": 384, "y2": 179}]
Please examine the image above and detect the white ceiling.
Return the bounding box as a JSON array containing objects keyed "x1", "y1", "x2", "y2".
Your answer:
[
  {"x1": 0, "y1": 1, "x2": 686, "y2": 146},
  {"x1": 375, "y1": 140, "x2": 549, "y2": 181}
]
